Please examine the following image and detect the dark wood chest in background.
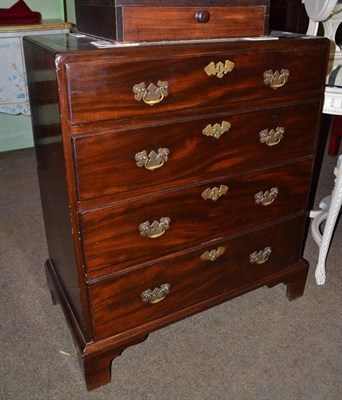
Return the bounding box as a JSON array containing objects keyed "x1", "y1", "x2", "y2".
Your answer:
[
  {"x1": 24, "y1": 32, "x2": 329, "y2": 390},
  {"x1": 74, "y1": 0, "x2": 270, "y2": 41}
]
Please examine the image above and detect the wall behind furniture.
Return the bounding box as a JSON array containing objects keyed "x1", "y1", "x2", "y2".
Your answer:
[
  {"x1": 65, "y1": 0, "x2": 76, "y2": 24},
  {"x1": 0, "y1": 0, "x2": 65, "y2": 152}
]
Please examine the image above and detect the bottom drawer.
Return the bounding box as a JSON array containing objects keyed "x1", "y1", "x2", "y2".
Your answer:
[{"x1": 89, "y1": 216, "x2": 306, "y2": 340}]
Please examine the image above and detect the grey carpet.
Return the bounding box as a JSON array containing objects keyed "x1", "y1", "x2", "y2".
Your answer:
[{"x1": 0, "y1": 146, "x2": 341, "y2": 400}]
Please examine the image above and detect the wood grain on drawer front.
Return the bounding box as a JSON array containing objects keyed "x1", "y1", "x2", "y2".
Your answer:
[
  {"x1": 80, "y1": 159, "x2": 312, "y2": 278},
  {"x1": 89, "y1": 216, "x2": 305, "y2": 340},
  {"x1": 121, "y1": 6, "x2": 266, "y2": 42},
  {"x1": 73, "y1": 101, "x2": 320, "y2": 201},
  {"x1": 65, "y1": 43, "x2": 326, "y2": 125}
]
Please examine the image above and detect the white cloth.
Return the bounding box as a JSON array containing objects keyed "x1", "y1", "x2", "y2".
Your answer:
[{"x1": 0, "y1": 37, "x2": 30, "y2": 115}]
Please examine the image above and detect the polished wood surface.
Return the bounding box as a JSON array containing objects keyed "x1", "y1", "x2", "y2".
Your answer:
[
  {"x1": 23, "y1": 40, "x2": 90, "y2": 338},
  {"x1": 24, "y1": 32, "x2": 329, "y2": 390},
  {"x1": 74, "y1": 101, "x2": 320, "y2": 201},
  {"x1": 81, "y1": 160, "x2": 312, "y2": 277},
  {"x1": 121, "y1": 6, "x2": 266, "y2": 41},
  {"x1": 65, "y1": 41, "x2": 326, "y2": 125},
  {"x1": 75, "y1": 0, "x2": 269, "y2": 41},
  {"x1": 89, "y1": 216, "x2": 306, "y2": 339}
]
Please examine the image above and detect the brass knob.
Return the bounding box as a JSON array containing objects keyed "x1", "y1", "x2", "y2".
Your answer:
[
  {"x1": 139, "y1": 217, "x2": 171, "y2": 239},
  {"x1": 141, "y1": 283, "x2": 171, "y2": 304},
  {"x1": 195, "y1": 10, "x2": 210, "y2": 23},
  {"x1": 250, "y1": 247, "x2": 272, "y2": 264}
]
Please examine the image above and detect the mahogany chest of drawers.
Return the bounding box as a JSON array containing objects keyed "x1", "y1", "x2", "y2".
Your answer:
[{"x1": 24, "y1": 32, "x2": 329, "y2": 390}]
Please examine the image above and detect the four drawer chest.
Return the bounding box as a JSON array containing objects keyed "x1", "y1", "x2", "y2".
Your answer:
[{"x1": 24, "y1": 32, "x2": 329, "y2": 390}]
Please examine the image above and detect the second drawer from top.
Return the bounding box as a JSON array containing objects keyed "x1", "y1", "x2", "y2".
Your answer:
[{"x1": 73, "y1": 101, "x2": 320, "y2": 201}]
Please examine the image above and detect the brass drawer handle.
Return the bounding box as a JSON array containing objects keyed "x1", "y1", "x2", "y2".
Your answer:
[
  {"x1": 263, "y1": 69, "x2": 289, "y2": 89},
  {"x1": 204, "y1": 60, "x2": 235, "y2": 78},
  {"x1": 255, "y1": 187, "x2": 279, "y2": 206},
  {"x1": 139, "y1": 217, "x2": 171, "y2": 239},
  {"x1": 250, "y1": 247, "x2": 272, "y2": 264},
  {"x1": 133, "y1": 81, "x2": 169, "y2": 106},
  {"x1": 202, "y1": 121, "x2": 231, "y2": 139},
  {"x1": 141, "y1": 283, "x2": 171, "y2": 304},
  {"x1": 201, "y1": 246, "x2": 226, "y2": 262},
  {"x1": 135, "y1": 148, "x2": 170, "y2": 171},
  {"x1": 201, "y1": 185, "x2": 229, "y2": 201},
  {"x1": 259, "y1": 127, "x2": 284, "y2": 147}
]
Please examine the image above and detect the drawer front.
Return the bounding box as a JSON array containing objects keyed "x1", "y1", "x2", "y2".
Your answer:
[
  {"x1": 121, "y1": 6, "x2": 266, "y2": 42},
  {"x1": 80, "y1": 159, "x2": 312, "y2": 277},
  {"x1": 89, "y1": 216, "x2": 306, "y2": 340},
  {"x1": 74, "y1": 101, "x2": 320, "y2": 201},
  {"x1": 65, "y1": 43, "x2": 326, "y2": 125}
]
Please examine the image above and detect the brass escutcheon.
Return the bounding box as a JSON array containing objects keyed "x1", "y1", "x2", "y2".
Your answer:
[
  {"x1": 135, "y1": 148, "x2": 169, "y2": 171},
  {"x1": 259, "y1": 127, "x2": 284, "y2": 147},
  {"x1": 202, "y1": 121, "x2": 231, "y2": 139},
  {"x1": 201, "y1": 246, "x2": 226, "y2": 262},
  {"x1": 139, "y1": 217, "x2": 171, "y2": 239},
  {"x1": 249, "y1": 247, "x2": 272, "y2": 264},
  {"x1": 263, "y1": 69, "x2": 289, "y2": 89},
  {"x1": 201, "y1": 185, "x2": 229, "y2": 201},
  {"x1": 141, "y1": 283, "x2": 171, "y2": 304},
  {"x1": 204, "y1": 60, "x2": 235, "y2": 78},
  {"x1": 133, "y1": 81, "x2": 169, "y2": 105},
  {"x1": 255, "y1": 187, "x2": 279, "y2": 206}
]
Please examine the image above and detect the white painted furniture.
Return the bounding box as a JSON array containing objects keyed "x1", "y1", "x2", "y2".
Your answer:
[
  {"x1": 305, "y1": 0, "x2": 342, "y2": 284},
  {"x1": 310, "y1": 156, "x2": 342, "y2": 284},
  {"x1": 0, "y1": 19, "x2": 71, "y2": 116},
  {"x1": 304, "y1": 0, "x2": 342, "y2": 115}
]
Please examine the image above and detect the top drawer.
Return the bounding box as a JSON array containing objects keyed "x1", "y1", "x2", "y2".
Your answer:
[{"x1": 64, "y1": 40, "x2": 327, "y2": 126}]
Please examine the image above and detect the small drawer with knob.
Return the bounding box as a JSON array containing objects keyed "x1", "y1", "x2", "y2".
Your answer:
[
  {"x1": 88, "y1": 215, "x2": 306, "y2": 340},
  {"x1": 80, "y1": 159, "x2": 312, "y2": 279},
  {"x1": 119, "y1": 6, "x2": 267, "y2": 42},
  {"x1": 73, "y1": 101, "x2": 320, "y2": 201}
]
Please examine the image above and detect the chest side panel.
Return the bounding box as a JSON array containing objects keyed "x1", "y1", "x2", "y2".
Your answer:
[{"x1": 23, "y1": 38, "x2": 92, "y2": 341}]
